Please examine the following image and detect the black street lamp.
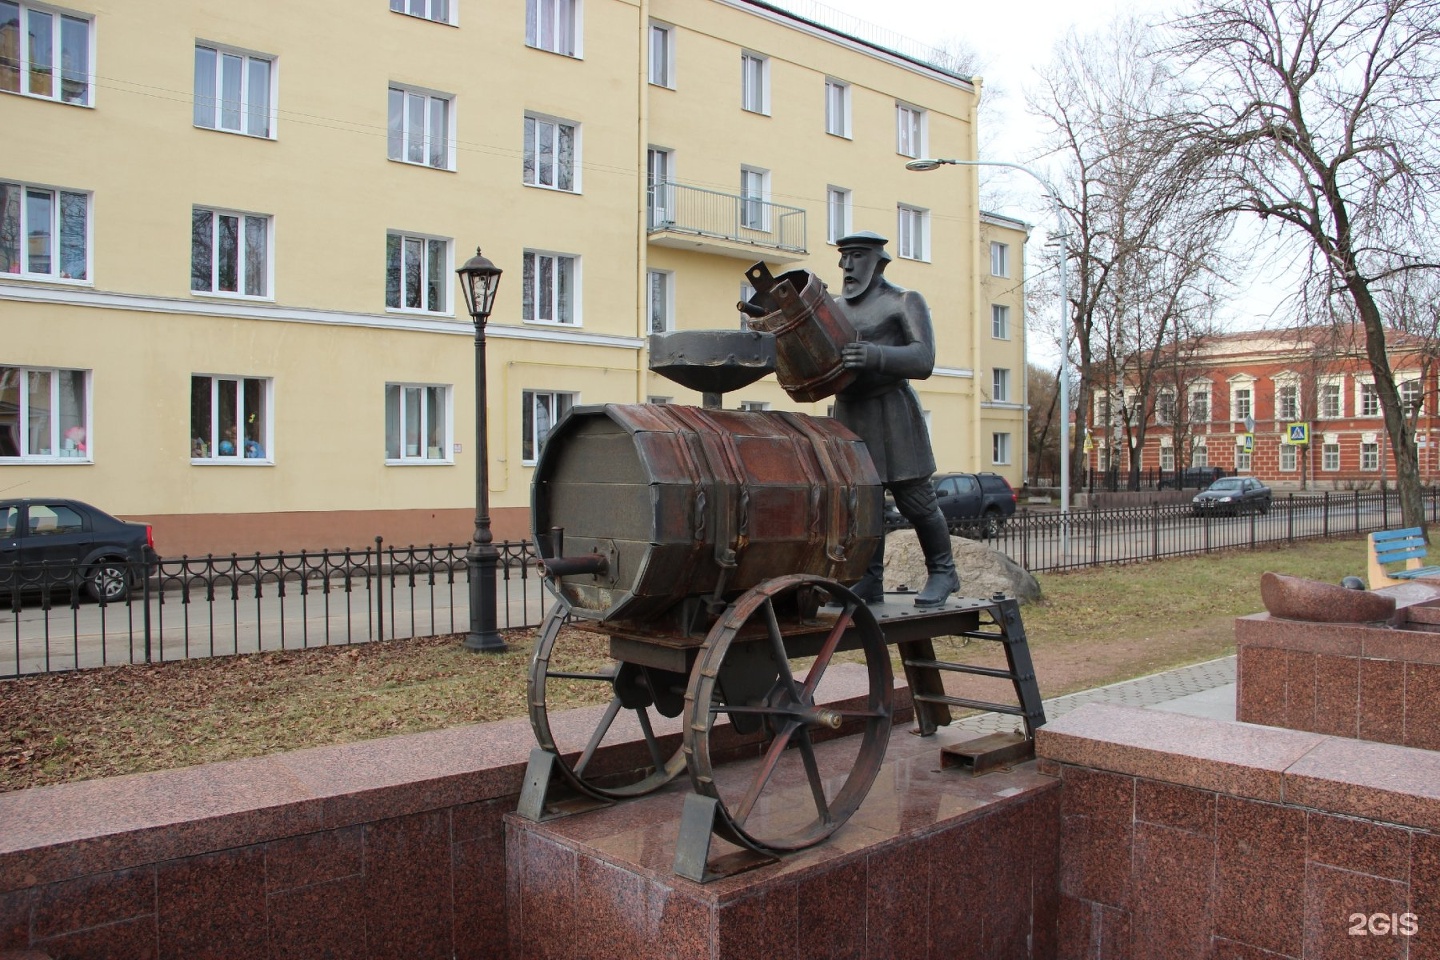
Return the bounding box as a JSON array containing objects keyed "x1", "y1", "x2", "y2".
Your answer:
[{"x1": 456, "y1": 248, "x2": 508, "y2": 653}]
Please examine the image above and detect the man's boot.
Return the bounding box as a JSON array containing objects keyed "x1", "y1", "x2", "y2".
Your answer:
[
  {"x1": 912, "y1": 511, "x2": 959, "y2": 607},
  {"x1": 848, "y1": 549, "x2": 885, "y2": 605}
]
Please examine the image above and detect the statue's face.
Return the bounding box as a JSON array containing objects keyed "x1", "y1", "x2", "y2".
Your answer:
[{"x1": 838, "y1": 246, "x2": 881, "y2": 301}]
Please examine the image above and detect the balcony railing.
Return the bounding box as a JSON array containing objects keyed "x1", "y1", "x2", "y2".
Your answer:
[{"x1": 647, "y1": 181, "x2": 807, "y2": 258}]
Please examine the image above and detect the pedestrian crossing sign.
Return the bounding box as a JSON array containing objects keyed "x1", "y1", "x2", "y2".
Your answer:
[
  {"x1": 1241, "y1": 433, "x2": 1254, "y2": 453},
  {"x1": 1286, "y1": 423, "x2": 1309, "y2": 445}
]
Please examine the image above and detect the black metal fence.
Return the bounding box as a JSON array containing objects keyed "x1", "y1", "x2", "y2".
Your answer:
[
  {"x1": 2, "y1": 488, "x2": 1429, "y2": 678},
  {"x1": 2, "y1": 538, "x2": 543, "y2": 679}
]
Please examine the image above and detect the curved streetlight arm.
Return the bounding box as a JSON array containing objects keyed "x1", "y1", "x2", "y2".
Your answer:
[{"x1": 906, "y1": 157, "x2": 1072, "y2": 521}]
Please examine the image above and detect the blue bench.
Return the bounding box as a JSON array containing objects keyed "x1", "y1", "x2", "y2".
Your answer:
[{"x1": 1367, "y1": 527, "x2": 1440, "y2": 588}]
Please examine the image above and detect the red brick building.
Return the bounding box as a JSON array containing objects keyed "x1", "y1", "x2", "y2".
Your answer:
[{"x1": 1085, "y1": 327, "x2": 1440, "y2": 490}]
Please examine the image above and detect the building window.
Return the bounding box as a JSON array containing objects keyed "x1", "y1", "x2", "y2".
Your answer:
[
  {"x1": 387, "y1": 85, "x2": 451, "y2": 169},
  {"x1": 896, "y1": 103, "x2": 925, "y2": 157},
  {"x1": 990, "y1": 241, "x2": 1009, "y2": 278},
  {"x1": 741, "y1": 52, "x2": 768, "y2": 114},
  {"x1": 1159, "y1": 445, "x2": 1174, "y2": 471},
  {"x1": 991, "y1": 304, "x2": 1010, "y2": 340},
  {"x1": 1322, "y1": 442, "x2": 1340, "y2": 471},
  {"x1": 1401, "y1": 378, "x2": 1423, "y2": 416},
  {"x1": 992, "y1": 432, "x2": 1011, "y2": 465},
  {"x1": 1235, "y1": 444, "x2": 1252, "y2": 472},
  {"x1": 1231, "y1": 386, "x2": 1252, "y2": 423},
  {"x1": 526, "y1": 0, "x2": 577, "y2": 56},
  {"x1": 0, "y1": 366, "x2": 88, "y2": 460},
  {"x1": 1280, "y1": 443, "x2": 1297, "y2": 471},
  {"x1": 522, "y1": 250, "x2": 576, "y2": 324},
  {"x1": 524, "y1": 114, "x2": 577, "y2": 192},
  {"x1": 992, "y1": 368, "x2": 1010, "y2": 403},
  {"x1": 190, "y1": 375, "x2": 269, "y2": 461},
  {"x1": 1157, "y1": 391, "x2": 1176, "y2": 425},
  {"x1": 1192, "y1": 441, "x2": 1209, "y2": 468},
  {"x1": 1189, "y1": 389, "x2": 1210, "y2": 423},
  {"x1": 647, "y1": 269, "x2": 671, "y2": 334},
  {"x1": 191, "y1": 207, "x2": 269, "y2": 298},
  {"x1": 647, "y1": 147, "x2": 673, "y2": 227},
  {"x1": 648, "y1": 21, "x2": 673, "y2": 87},
  {"x1": 386, "y1": 384, "x2": 450, "y2": 461},
  {"x1": 896, "y1": 205, "x2": 928, "y2": 261},
  {"x1": 1276, "y1": 382, "x2": 1300, "y2": 421},
  {"x1": 739, "y1": 401, "x2": 770, "y2": 412},
  {"x1": 391, "y1": 0, "x2": 451, "y2": 24},
  {"x1": 385, "y1": 232, "x2": 449, "y2": 313},
  {"x1": 738, "y1": 282, "x2": 756, "y2": 327},
  {"x1": 523, "y1": 389, "x2": 575, "y2": 462},
  {"x1": 0, "y1": 181, "x2": 88, "y2": 281},
  {"x1": 825, "y1": 78, "x2": 850, "y2": 137},
  {"x1": 193, "y1": 44, "x2": 273, "y2": 138},
  {"x1": 740, "y1": 166, "x2": 769, "y2": 230},
  {"x1": 826, "y1": 186, "x2": 851, "y2": 244},
  {"x1": 1320, "y1": 380, "x2": 1343, "y2": 419},
  {"x1": 0, "y1": 2, "x2": 90, "y2": 105},
  {"x1": 1361, "y1": 441, "x2": 1379, "y2": 470},
  {"x1": 1359, "y1": 382, "x2": 1380, "y2": 417}
]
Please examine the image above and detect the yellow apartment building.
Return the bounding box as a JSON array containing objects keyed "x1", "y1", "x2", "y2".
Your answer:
[{"x1": 1, "y1": 0, "x2": 1028, "y2": 555}]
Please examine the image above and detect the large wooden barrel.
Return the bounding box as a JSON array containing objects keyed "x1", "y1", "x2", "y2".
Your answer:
[
  {"x1": 532, "y1": 403, "x2": 882, "y2": 623},
  {"x1": 743, "y1": 264, "x2": 858, "y2": 403}
]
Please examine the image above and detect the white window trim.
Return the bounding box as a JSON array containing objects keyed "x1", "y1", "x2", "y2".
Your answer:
[
  {"x1": 992, "y1": 367, "x2": 1010, "y2": 403},
  {"x1": 1, "y1": 179, "x2": 91, "y2": 284},
  {"x1": 522, "y1": 388, "x2": 578, "y2": 464},
  {"x1": 896, "y1": 102, "x2": 926, "y2": 158},
  {"x1": 387, "y1": 83, "x2": 455, "y2": 171},
  {"x1": 1228, "y1": 376, "x2": 1256, "y2": 424},
  {"x1": 385, "y1": 230, "x2": 452, "y2": 316},
  {"x1": 991, "y1": 304, "x2": 1010, "y2": 340},
  {"x1": 1322, "y1": 441, "x2": 1341, "y2": 471},
  {"x1": 824, "y1": 78, "x2": 850, "y2": 138},
  {"x1": 897, "y1": 204, "x2": 929, "y2": 262},
  {"x1": 1357, "y1": 377, "x2": 1381, "y2": 418},
  {"x1": 1361, "y1": 440, "x2": 1380, "y2": 471},
  {"x1": 992, "y1": 432, "x2": 1012, "y2": 466},
  {"x1": 826, "y1": 186, "x2": 851, "y2": 245},
  {"x1": 647, "y1": 268, "x2": 673, "y2": 334},
  {"x1": 1, "y1": 2, "x2": 93, "y2": 107},
  {"x1": 523, "y1": 112, "x2": 581, "y2": 193},
  {"x1": 740, "y1": 165, "x2": 771, "y2": 231},
  {"x1": 389, "y1": 0, "x2": 457, "y2": 26},
  {"x1": 190, "y1": 374, "x2": 273, "y2": 465},
  {"x1": 648, "y1": 20, "x2": 674, "y2": 88},
  {"x1": 522, "y1": 249, "x2": 581, "y2": 326},
  {"x1": 190, "y1": 206, "x2": 273, "y2": 301},
  {"x1": 1279, "y1": 442, "x2": 1297, "y2": 471},
  {"x1": 1188, "y1": 383, "x2": 1212, "y2": 423},
  {"x1": 385, "y1": 382, "x2": 453, "y2": 464},
  {"x1": 990, "y1": 241, "x2": 1009, "y2": 278},
  {"x1": 193, "y1": 41, "x2": 277, "y2": 139},
  {"x1": 526, "y1": 0, "x2": 581, "y2": 58},
  {"x1": 1318, "y1": 375, "x2": 1345, "y2": 419},
  {"x1": 740, "y1": 51, "x2": 769, "y2": 115},
  {"x1": 0, "y1": 365, "x2": 92, "y2": 463},
  {"x1": 1273, "y1": 374, "x2": 1302, "y2": 421}
]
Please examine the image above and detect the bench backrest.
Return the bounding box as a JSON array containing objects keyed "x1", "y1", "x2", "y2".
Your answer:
[{"x1": 1371, "y1": 527, "x2": 1426, "y2": 565}]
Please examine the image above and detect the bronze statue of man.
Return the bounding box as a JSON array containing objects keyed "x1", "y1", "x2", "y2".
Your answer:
[{"x1": 832, "y1": 231, "x2": 958, "y2": 606}]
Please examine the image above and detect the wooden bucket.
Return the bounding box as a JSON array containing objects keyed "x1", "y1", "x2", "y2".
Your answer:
[{"x1": 741, "y1": 263, "x2": 857, "y2": 403}]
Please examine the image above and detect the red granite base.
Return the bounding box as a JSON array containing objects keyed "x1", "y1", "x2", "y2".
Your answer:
[{"x1": 506, "y1": 725, "x2": 1061, "y2": 960}]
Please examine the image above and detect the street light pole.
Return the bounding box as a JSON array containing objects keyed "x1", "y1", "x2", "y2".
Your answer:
[
  {"x1": 456, "y1": 248, "x2": 508, "y2": 653},
  {"x1": 905, "y1": 157, "x2": 1072, "y2": 546}
]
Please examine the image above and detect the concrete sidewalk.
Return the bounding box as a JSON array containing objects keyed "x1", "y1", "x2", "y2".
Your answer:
[{"x1": 955, "y1": 654, "x2": 1238, "y2": 735}]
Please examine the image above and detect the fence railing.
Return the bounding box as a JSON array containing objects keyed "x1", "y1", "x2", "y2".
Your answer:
[
  {"x1": 2, "y1": 538, "x2": 543, "y2": 679},
  {"x1": 647, "y1": 181, "x2": 808, "y2": 255},
  {"x1": 2, "y1": 488, "x2": 1429, "y2": 678}
]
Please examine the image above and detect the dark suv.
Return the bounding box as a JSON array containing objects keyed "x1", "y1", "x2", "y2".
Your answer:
[
  {"x1": 884, "y1": 472, "x2": 1018, "y2": 539},
  {"x1": 0, "y1": 499, "x2": 158, "y2": 602}
]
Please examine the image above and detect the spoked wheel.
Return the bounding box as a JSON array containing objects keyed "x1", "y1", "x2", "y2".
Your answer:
[
  {"x1": 528, "y1": 601, "x2": 688, "y2": 800},
  {"x1": 682, "y1": 575, "x2": 893, "y2": 852}
]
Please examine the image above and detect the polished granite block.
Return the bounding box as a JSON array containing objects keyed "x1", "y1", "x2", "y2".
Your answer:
[{"x1": 506, "y1": 723, "x2": 1061, "y2": 960}]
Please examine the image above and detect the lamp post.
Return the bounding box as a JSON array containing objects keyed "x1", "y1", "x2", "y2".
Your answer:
[
  {"x1": 456, "y1": 248, "x2": 508, "y2": 653},
  {"x1": 905, "y1": 157, "x2": 1072, "y2": 541}
]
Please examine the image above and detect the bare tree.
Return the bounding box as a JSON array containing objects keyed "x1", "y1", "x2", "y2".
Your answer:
[{"x1": 1170, "y1": 0, "x2": 1440, "y2": 529}]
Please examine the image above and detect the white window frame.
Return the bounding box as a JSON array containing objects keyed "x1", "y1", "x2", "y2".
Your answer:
[
  {"x1": 824, "y1": 78, "x2": 850, "y2": 138},
  {"x1": 387, "y1": 84, "x2": 453, "y2": 170},
  {"x1": 1361, "y1": 441, "x2": 1380, "y2": 471},
  {"x1": 523, "y1": 389, "x2": 576, "y2": 464},
  {"x1": 740, "y1": 166, "x2": 770, "y2": 231},
  {"x1": 522, "y1": 249, "x2": 579, "y2": 325},
  {"x1": 526, "y1": 0, "x2": 578, "y2": 57},
  {"x1": 741, "y1": 51, "x2": 769, "y2": 115},
  {"x1": 992, "y1": 432, "x2": 1011, "y2": 466},
  {"x1": 193, "y1": 42, "x2": 275, "y2": 139},
  {"x1": 385, "y1": 231, "x2": 450, "y2": 314},
  {"x1": 1159, "y1": 444, "x2": 1174, "y2": 471},
  {"x1": 0, "y1": 180, "x2": 89, "y2": 282},
  {"x1": 190, "y1": 374, "x2": 272, "y2": 464},
  {"x1": 0, "y1": 1, "x2": 92, "y2": 106},
  {"x1": 1192, "y1": 439, "x2": 1209, "y2": 468},
  {"x1": 390, "y1": 0, "x2": 453, "y2": 25},
  {"x1": 1231, "y1": 385, "x2": 1253, "y2": 424},
  {"x1": 1279, "y1": 442, "x2": 1297, "y2": 472},
  {"x1": 991, "y1": 304, "x2": 1010, "y2": 340},
  {"x1": 647, "y1": 268, "x2": 672, "y2": 334},
  {"x1": 1322, "y1": 442, "x2": 1341, "y2": 471},
  {"x1": 648, "y1": 20, "x2": 674, "y2": 88},
  {"x1": 1358, "y1": 380, "x2": 1380, "y2": 417},
  {"x1": 190, "y1": 206, "x2": 272, "y2": 299},
  {"x1": 524, "y1": 113, "x2": 579, "y2": 192},
  {"x1": 1157, "y1": 391, "x2": 1176, "y2": 426},
  {"x1": 1189, "y1": 386, "x2": 1211, "y2": 423},
  {"x1": 1235, "y1": 443, "x2": 1252, "y2": 472},
  {"x1": 1275, "y1": 380, "x2": 1300, "y2": 421},
  {"x1": 992, "y1": 368, "x2": 1011, "y2": 403},
  {"x1": 990, "y1": 241, "x2": 1009, "y2": 278},
  {"x1": 0, "y1": 365, "x2": 90, "y2": 461},
  {"x1": 897, "y1": 204, "x2": 928, "y2": 261},
  {"x1": 385, "y1": 383, "x2": 452, "y2": 463},
  {"x1": 1319, "y1": 377, "x2": 1344, "y2": 419},
  {"x1": 1401, "y1": 377, "x2": 1423, "y2": 416},
  {"x1": 896, "y1": 102, "x2": 926, "y2": 158},
  {"x1": 826, "y1": 186, "x2": 851, "y2": 245}
]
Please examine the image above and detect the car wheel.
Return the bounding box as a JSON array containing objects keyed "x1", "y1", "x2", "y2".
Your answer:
[{"x1": 85, "y1": 560, "x2": 130, "y2": 603}]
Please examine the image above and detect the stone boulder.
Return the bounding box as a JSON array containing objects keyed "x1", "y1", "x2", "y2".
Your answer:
[{"x1": 880, "y1": 530, "x2": 1042, "y2": 604}]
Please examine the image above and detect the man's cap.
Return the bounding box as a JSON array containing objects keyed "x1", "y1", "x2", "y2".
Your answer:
[{"x1": 836, "y1": 230, "x2": 892, "y2": 262}]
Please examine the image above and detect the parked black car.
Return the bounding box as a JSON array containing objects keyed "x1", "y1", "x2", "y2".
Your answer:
[
  {"x1": 0, "y1": 499, "x2": 158, "y2": 601},
  {"x1": 1191, "y1": 477, "x2": 1272, "y2": 516},
  {"x1": 1158, "y1": 466, "x2": 1227, "y2": 490},
  {"x1": 883, "y1": 472, "x2": 1018, "y2": 539}
]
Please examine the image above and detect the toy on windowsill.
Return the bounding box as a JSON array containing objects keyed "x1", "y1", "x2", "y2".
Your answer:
[{"x1": 62, "y1": 426, "x2": 86, "y2": 457}]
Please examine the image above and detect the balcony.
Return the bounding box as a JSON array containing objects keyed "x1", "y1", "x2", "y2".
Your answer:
[{"x1": 647, "y1": 182, "x2": 807, "y2": 262}]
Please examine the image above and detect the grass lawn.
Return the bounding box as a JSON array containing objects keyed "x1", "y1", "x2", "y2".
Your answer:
[{"x1": 0, "y1": 537, "x2": 1371, "y2": 793}]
